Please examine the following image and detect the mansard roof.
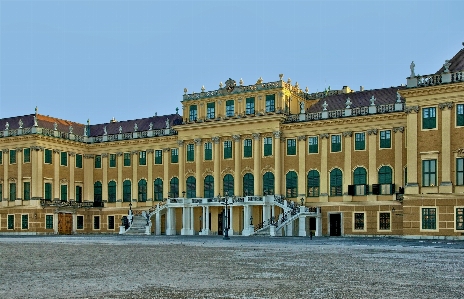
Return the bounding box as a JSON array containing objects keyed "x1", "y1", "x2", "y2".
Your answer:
[
  {"x1": 0, "y1": 114, "x2": 86, "y2": 135},
  {"x1": 306, "y1": 86, "x2": 405, "y2": 113},
  {"x1": 436, "y1": 47, "x2": 464, "y2": 74}
]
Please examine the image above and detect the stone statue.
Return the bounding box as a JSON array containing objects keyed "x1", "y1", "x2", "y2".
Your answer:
[
  {"x1": 370, "y1": 96, "x2": 376, "y2": 106},
  {"x1": 345, "y1": 98, "x2": 352, "y2": 109},
  {"x1": 444, "y1": 60, "x2": 451, "y2": 73},
  {"x1": 18, "y1": 119, "x2": 23, "y2": 129},
  {"x1": 299, "y1": 101, "x2": 305, "y2": 113},
  {"x1": 165, "y1": 118, "x2": 170, "y2": 129},
  {"x1": 103, "y1": 126, "x2": 107, "y2": 135},
  {"x1": 119, "y1": 126, "x2": 122, "y2": 134},
  {"x1": 53, "y1": 122, "x2": 57, "y2": 131},
  {"x1": 396, "y1": 91, "x2": 401, "y2": 103},
  {"x1": 410, "y1": 61, "x2": 415, "y2": 77},
  {"x1": 322, "y1": 101, "x2": 328, "y2": 111},
  {"x1": 149, "y1": 122, "x2": 153, "y2": 130},
  {"x1": 69, "y1": 125, "x2": 73, "y2": 134},
  {"x1": 134, "y1": 123, "x2": 138, "y2": 132},
  {"x1": 5, "y1": 122, "x2": 9, "y2": 130},
  {"x1": 33, "y1": 116, "x2": 38, "y2": 127}
]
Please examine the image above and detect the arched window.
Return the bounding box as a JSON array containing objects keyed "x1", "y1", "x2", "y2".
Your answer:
[
  {"x1": 123, "y1": 180, "x2": 131, "y2": 202},
  {"x1": 286, "y1": 171, "x2": 298, "y2": 198},
  {"x1": 263, "y1": 172, "x2": 275, "y2": 195},
  {"x1": 243, "y1": 173, "x2": 254, "y2": 196},
  {"x1": 378, "y1": 166, "x2": 392, "y2": 184},
  {"x1": 353, "y1": 167, "x2": 367, "y2": 195},
  {"x1": 307, "y1": 170, "x2": 320, "y2": 197},
  {"x1": 153, "y1": 178, "x2": 163, "y2": 201},
  {"x1": 108, "y1": 181, "x2": 116, "y2": 203},
  {"x1": 330, "y1": 168, "x2": 343, "y2": 196},
  {"x1": 94, "y1": 181, "x2": 102, "y2": 202},
  {"x1": 223, "y1": 174, "x2": 234, "y2": 196},
  {"x1": 138, "y1": 179, "x2": 147, "y2": 202},
  {"x1": 170, "y1": 177, "x2": 179, "y2": 198},
  {"x1": 204, "y1": 175, "x2": 214, "y2": 198},
  {"x1": 186, "y1": 176, "x2": 196, "y2": 198}
]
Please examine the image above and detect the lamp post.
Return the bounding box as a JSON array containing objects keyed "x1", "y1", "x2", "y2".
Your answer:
[
  {"x1": 221, "y1": 191, "x2": 233, "y2": 240},
  {"x1": 250, "y1": 215, "x2": 253, "y2": 225},
  {"x1": 182, "y1": 191, "x2": 186, "y2": 198},
  {"x1": 199, "y1": 215, "x2": 202, "y2": 233}
]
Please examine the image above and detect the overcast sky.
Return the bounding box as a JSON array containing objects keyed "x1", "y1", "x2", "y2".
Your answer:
[{"x1": 1, "y1": 0, "x2": 463, "y2": 125}]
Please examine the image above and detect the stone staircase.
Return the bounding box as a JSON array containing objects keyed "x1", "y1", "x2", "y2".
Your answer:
[{"x1": 123, "y1": 215, "x2": 149, "y2": 235}]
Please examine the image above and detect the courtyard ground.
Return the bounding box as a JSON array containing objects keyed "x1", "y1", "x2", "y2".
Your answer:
[{"x1": 0, "y1": 235, "x2": 463, "y2": 299}]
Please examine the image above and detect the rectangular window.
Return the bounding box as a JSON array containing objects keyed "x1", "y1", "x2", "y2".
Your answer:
[
  {"x1": 21, "y1": 214, "x2": 28, "y2": 229},
  {"x1": 9, "y1": 183, "x2": 16, "y2": 201},
  {"x1": 243, "y1": 139, "x2": 252, "y2": 158},
  {"x1": 207, "y1": 102, "x2": 215, "y2": 119},
  {"x1": 124, "y1": 153, "x2": 131, "y2": 166},
  {"x1": 422, "y1": 107, "x2": 436, "y2": 129},
  {"x1": 308, "y1": 136, "x2": 318, "y2": 153},
  {"x1": 189, "y1": 105, "x2": 197, "y2": 121},
  {"x1": 226, "y1": 100, "x2": 234, "y2": 117},
  {"x1": 223, "y1": 141, "x2": 232, "y2": 159},
  {"x1": 171, "y1": 148, "x2": 178, "y2": 163},
  {"x1": 105, "y1": 154, "x2": 114, "y2": 168},
  {"x1": 76, "y1": 154, "x2": 82, "y2": 168},
  {"x1": 354, "y1": 213, "x2": 365, "y2": 230},
  {"x1": 422, "y1": 159, "x2": 437, "y2": 187},
  {"x1": 187, "y1": 144, "x2": 194, "y2": 162},
  {"x1": 95, "y1": 155, "x2": 102, "y2": 168},
  {"x1": 380, "y1": 130, "x2": 391, "y2": 148},
  {"x1": 108, "y1": 215, "x2": 115, "y2": 230},
  {"x1": 246, "y1": 97, "x2": 255, "y2": 115},
  {"x1": 46, "y1": 215, "x2": 53, "y2": 229},
  {"x1": 354, "y1": 132, "x2": 365, "y2": 150},
  {"x1": 457, "y1": 158, "x2": 464, "y2": 185},
  {"x1": 60, "y1": 185, "x2": 67, "y2": 201},
  {"x1": 10, "y1": 149, "x2": 16, "y2": 164},
  {"x1": 45, "y1": 149, "x2": 52, "y2": 164},
  {"x1": 456, "y1": 208, "x2": 464, "y2": 230},
  {"x1": 93, "y1": 216, "x2": 100, "y2": 230},
  {"x1": 8, "y1": 215, "x2": 14, "y2": 229},
  {"x1": 23, "y1": 182, "x2": 30, "y2": 201},
  {"x1": 265, "y1": 94, "x2": 275, "y2": 112},
  {"x1": 287, "y1": 139, "x2": 296, "y2": 155},
  {"x1": 331, "y1": 135, "x2": 341, "y2": 152},
  {"x1": 379, "y1": 212, "x2": 391, "y2": 230},
  {"x1": 139, "y1": 151, "x2": 147, "y2": 166},
  {"x1": 44, "y1": 182, "x2": 52, "y2": 200},
  {"x1": 23, "y1": 148, "x2": 31, "y2": 163},
  {"x1": 155, "y1": 150, "x2": 163, "y2": 164},
  {"x1": 60, "y1": 152, "x2": 67, "y2": 166},
  {"x1": 457, "y1": 104, "x2": 464, "y2": 126},
  {"x1": 264, "y1": 137, "x2": 273, "y2": 156},
  {"x1": 77, "y1": 215, "x2": 84, "y2": 229},
  {"x1": 422, "y1": 208, "x2": 436, "y2": 230},
  {"x1": 204, "y1": 142, "x2": 212, "y2": 161}
]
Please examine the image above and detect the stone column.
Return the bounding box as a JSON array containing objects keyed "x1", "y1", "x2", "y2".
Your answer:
[
  {"x1": 194, "y1": 138, "x2": 202, "y2": 197},
  {"x1": 367, "y1": 129, "x2": 378, "y2": 201},
  {"x1": 16, "y1": 148, "x2": 22, "y2": 203},
  {"x1": 343, "y1": 131, "x2": 352, "y2": 202},
  {"x1": 405, "y1": 106, "x2": 419, "y2": 194},
  {"x1": 166, "y1": 207, "x2": 176, "y2": 235},
  {"x1": 204, "y1": 205, "x2": 210, "y2": 235},
  {"x1": 132, "y1": 151, "x2": 138, "y2": 207},
  {"x1": 315, "y1": 207, "x2": 322, "y2": 236},
  {"x1": 297, "y1": 135, "x2": 306, "y2": 199},
  {"x1": 83, "y1": 155, "x2": 94, "y2": 201},
  {"x1": 229, "y1": 205, "x2": 234, "y2": 236},
  {"x1": 252, "y1": 133, "x2": 261, "y2": 195},
  {"x1": 117, "y1": 152, "x2": 123, "y2": 205},
  {"x1": 393, "y1": 127, "x2": 404, "y2": 191},
  {"x1": 163, "y1": 148, "x2": 170, "y2": 198},
  {"x1": 181, "y1": 206, "x2": 188, "y2": 235},
  {"x1": 212, "y1": 137, "x2": 220, "y2": 195},
  {"x1": 53, "y1": 149, "x2": 60, "y2": 200},
  {"x1": 274, "y1": 131, "x2": 282, "y2": 195},
  {"x1": 102, "y1": 153, "x2": 108, "y2": 202},
  {"x1": 155, "y1": 209, "x2": 161, "y2": 235},
  {"x1": 31, "y1": 147, "x2": 43, "y2": 203},
  {"x1": 298, "y1": 215, "x2": 306, "y2": 237},
  {"x1": 2, "y1": 149, "x2": 8, "y2": 204},
  {"x1": 147, "y1": 149, "x2": 154, "y2": 201},
  {"x1": 233, "y1": 135, "x2": 241, "y2": 196},
  {"x1": 178, "y1": 140, "x2": 185, "y2": 196},
  {"x1": 69, "y1": 152, "x2": 75, "y2": 201},
  {"x1": 439, "y1": 103, "x2": 453, "y2": 192},
  {"x1": 319, "y1": 134, "x2": 329, "y2": 201}
]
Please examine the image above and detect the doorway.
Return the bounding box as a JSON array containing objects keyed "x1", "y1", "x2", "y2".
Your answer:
[
  {"x1": 329, "y1": 213, "x2": 341, "y2": 236},
  {"x1": 58, "y1": 213, "x2": 73, "y2": 235}
]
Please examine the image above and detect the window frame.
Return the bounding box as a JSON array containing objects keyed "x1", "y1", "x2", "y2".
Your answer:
[
  {"x1": 189, "y1": 105, "x2": 198, "y2": 121},
  {"x1": 378, "y1": 212, "x2": 391, "y2": 231},
  {"x1": 223, "y1": 140, "x2": 232, "y2": 159},
  {"x1": 263, "y1": 137, "x2": 273, "y2": 157},
  {"x1": 108, "y1": 181, "x2": 117, "y2": 203},
  {"x1": 10, "y1": 149, "x2": 16, "y2": 164},
  {"x1": 225, "y1": 100, "x2": 234, "y2": 117},
  {"x1": 186, "y1": 144, "x2": 195, "y2": 162},
  {"x1": 94, "y1": 155, "x2": 102, "y2": 168},
  {"x1": 77, "y1": 215, "x2": 84, "y2": 230},
  {"x1": 307, "y1": 170, "x2": 320, "y2": 197},
  {"x1": 422, "y1": 159, "x2": 437, "y2": 187},
  {"x1": 353, "y1": 212, "x2": 366, "y2": 231},
  {"x1": 44, "y1": 182, "x2": 52, "y2": 200},
  {"x1": 123, "y1": 180, "x2": 131, "y2": 202},
  {"x1": 60, "y1": 151, "x2": 68, "y2": 166},
  {"x1": 139, "y1": 151, "x2": 147, "y2": 166},
  {"x1": 354, "y1": 132, "x2": 365, "y2": 151},
  {"x1": 456, "y1": 158, "x2": 464, "y2": 186},
  {"x1": 9, "y1": 182, "x2": 16, "y2": 201},
  {"x1": 21, "y1": 214, "x2": 28, "y2": 230},
  {"x1": 93, "y1": 215, "x2": 100, "y2": 230},
  {"x1": 109, "y1": 154, "x2": 116, "y2": 168},
  {"x1": 308, "y1": 136, "x2": 318, "y2": 154},
  {"x1": 154, "y1": 178, "x2": 163, "y2": 201},
  {"x1": 171, "y1": 148, "x2": 179, "y2": 163},
  {"x1": 422, "y1": 106, "x2": 437, "y2": 130},
  {"x1": 7, "y1": 214, "x2": 14, "y2": 230},
  {"x1": 204, "y1": 142, "x2": 212, "y2": 161},
  {"x1": 246, "y1": 97, "x2": 255, "y2": 115},
  {"x1": 456, "y1": 104, "x2": 464, "y2": 127},
  {"x1": 155, "y1": 150, "x2": 163, "y2": 164},
  {"x1": 23, "y1": 181, "x2": 30, "y2": 201},
  {"x1": 379, "y1": 130, "x2": 391, "y2": 149},
  {"x1": 421, "y1": 207, "x2": 437, "y2": 231},
  {"x1": 23, "y1": 148, "x2": 31, "y2": 163},
  {"x1": 45, "y1": 214, "x2": 54, "y2": 229},
  {"x1": 123, "y1": 152, "x2": 131, "y2": 166},
  {"x1": 44, "y1": 149, "x2": 52, "y2": 164},
  {"x1": 265, "y1": 94, "x2": 275, "y2": 113},
  {"x1": 286, "y1": 139, "x2": 297, "y2": 156},
  {"x1": 207, "y1": 102, "x2": 215, "y2": 119},
  {"x1": 331, "y1": 135, "x2": 342, "y2": 153},
  {"x1": 330, "y1": 168, "x2": 343, "y2": 196},
  {"x1": 285, "y1": 171, "x2": 298, "y2": 198},
  {"x1": 243, "y1": 139, "x2": 252, "y2": 158},
  {"x1": 108, "y1": 215, "x2": 115, "y2": 230},
  {"x1": 60, "y1": 184, "x2": 68, "y2": 202},
  {"x1": 76, "y1": 154, "x2": 83, "y2": 168},
  {"x1": 455, "y1": 207, "x2": 464, "y2": 231}
]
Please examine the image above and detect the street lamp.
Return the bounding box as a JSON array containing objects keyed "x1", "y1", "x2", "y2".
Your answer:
[
  {"x1": 182, "y1": 191, "x2": 186, "y2": 198},
  {"x1": 199, "y1": 216, "x2": 202, "y2": 233},
  {"x1": 221, "y1": 191, "x2": 233, "y2": 240}
]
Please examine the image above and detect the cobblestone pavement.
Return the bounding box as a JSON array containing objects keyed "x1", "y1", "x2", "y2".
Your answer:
[{"x1": 1, "y1": 235, "x2": 463, "y2": 299}]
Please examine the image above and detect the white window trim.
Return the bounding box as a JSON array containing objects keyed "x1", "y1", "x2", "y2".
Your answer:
[
  {"x1": 421, "y1": 106, "x2": 438, "y2": 131},
  {"x1": 420, "y1": 206, "x2": 439, "y2": 232},
  {"x1": 377, "y1": 211, "x2": 392, "y2": 232},
  {"x1": 352, "y1": 211, "x2": 367, "y2": 232}
]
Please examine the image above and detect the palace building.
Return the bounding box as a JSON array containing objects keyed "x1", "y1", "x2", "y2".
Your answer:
[{"x1": 1, "y1": 45, "x2": 464, "y2": 239}]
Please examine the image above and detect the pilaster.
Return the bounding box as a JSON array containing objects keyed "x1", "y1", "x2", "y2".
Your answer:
[
  {"x1": 319, "y1": 134, "x2": 329, "y2": 201},
  {"x1": 178, "y1": 140, "x2": 185, "y2": 195},
  {"x1": 83, "y1": 155, "x2": 94, "y2": 201},
  {"x1": 252, "y1": 133, "x2": 261, "y2": 195},
  {"x1": 147, "y1": 149, "x2": 154, "y2": 201},
  {"x1": 367, "y1": 129, "x2": 377, "y2": 201},
  {"x1": 233, "y1": 135, "x2": 241, "y2": 196},
  {"x1": 194, "y1": 139, "x2": 202, "y2": 197},
  {"x1": 163, "y1": 148, "x2": 170, "y2": 198},
  {"x1": 343, "y1": 131, "x2": 352, "y2": 202},
  {"x1": 53, "y1": 149, "x2": 60, "y2": 200},
  {"x1": 117, "y1": 152, "x2": 123, "y2": 204},
  {"x1": 274, "y1": 131, "x2": 282, "y2": 195},
  {"x1": 16, "y1": 148, "x2": 22, "y2": 202},
  {"x1": 212, "y1": 137, "x2": 220, "y2": 195},
  {"x1": 297, "y1": 135, "x2": 306, "y2": 198},
  {"x1": 102, "y1": 153, "x2": 108, "y2": 201},
  {"x1": 405, "y1": 106, "x2": 419, "y2": 194},
  {"x1": 132, "y1": 151, "x2": 138, "y2": 206},
  {"x1": 393, "y1": 127, "x2": 404, "y2": 191},
  {"x1": 439, "y1": 102, "x2": 453, "y2": 193},
  {"x1": 2, "y1": 149, "x2": 8, "y2": 203}
]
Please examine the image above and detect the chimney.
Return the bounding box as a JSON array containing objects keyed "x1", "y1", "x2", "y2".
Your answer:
[{"x1": 360, "y1": 86, "x2": 364, "y2": 92}]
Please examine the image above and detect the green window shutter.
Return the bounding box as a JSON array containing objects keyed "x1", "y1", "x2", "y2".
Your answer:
[
  {"x1": 285, "y1": 171, "x2": 298, "y2": 198},
  {"x1": 0, "y1": 184, "x2": 2, "y2": 201},
  {"x1": 189, "y1": 105, "x2": 198, "y2": 121},
  {"x1": 94, "y1": 182, "x2": 102, "y2": 202},
  {"x1": 46, "y1": 215, "x2": 53, "y2": 229},
  {"x1": 95, "y1": 155, "x2": 102, "y2": 168},
  {"x1": 378, "y1": 166, "x2": 393, "y2": 184},
  {"x1": 243, "y1": 139, "x2": 252, "y2": 158},
  {"x1": 262, "y1": 172, "x2": 275, "y2": 195},
  {"x1": 330, "y1": 169, "x2": 343, "y2": 196},
  {"x1": 380, "y1": 130, "x2": 391, "y2": 148},
  {"x1": 45, "y1": 183, "x2": 52, "y2": 200},
  {"x1": 457, "y1": 158, "x2": 464, "y2": 185},
  {"x1": 422, "y1": 107, "x2": 436, "y2": 129},
  {"x1": 22, "y1": 214, "x2": 28, "y2": 229},
  {"x1": 9, "y1": 183, "x2": 16, "y2": 201},
  {"x1": 155, "y1": 150, "x2": 163, "y2": 164},
  {"x1": 307, "y1": 170, "x2": 320, "y2": 197},
  {"x1": 138, "y1": 179, "x2": 147, "y2": 202},
  {"x1": 226, "y1": 100, "x2": 235, "y2": 117},
  {"x1": 355, "y1": 133, "x2": 365, "y2": 150},
  {"x1": 457, "y1": 104, "x2": 464, "y2": 126},
  {"x1": 265, "y1": 94, "x2": 275, "y2": 112},
  {"x1": 0, "y1": 151, "x2": 2, "y2": 164},
  {"x1": 109, "y1": 154, "x2": 116, "y2": 167},
  {"x1": 76, "y1": 154, "x2": 82, "y2": 168},
  {"x1": 246, "y1": 97, "x2": 255, "y2": 114},
  {"x1": 353, "y1": 168, "x2": 367, "y2": 185},
  {"x1": 287, "y1": 139, "x2": 296, "y2": 155},
  {"x1": 23, "y1": 148, "x2": 31, "y2": 163},
  {"x1": 187, "y1": 144, "x2": 194, "y2": 162},
  {"x1": 154, "y1": 179, "x2": 163, "y2": 201},
  {"x1": 77, "y1": 216, "x2": 84, "y2": 229},
  {"x1": 108, "y1": 181, "x2": 116, "y2": 202},
  {"x1": 422, "y1": 208, "x2": 436, "y2": 230},
  {"x1": 264, "y1": 137, "x2": 272, "y2": 156},
  {"x1": 308, "y1": 137, "x2": 318, "y2": 153},
  {"x1": 139, "y1": 151, "x2": 146, "y2": 165},
  {"x1": 45, "y1": 149, "x2": 52, "y2": 164},
  {"x1": 61, "y1": 152, "x2": 67, "y2": 166},
  {"x1": 224, "y1": 141, "x2": 232, "y2": 159},
  {"x1": 204, "y1": 175, "x2": 214, "y2": 198},
  {"x1": 61, "y1": 185, "x2": 67, "y2": 201},
  {"x1": 10, "y1": 149, "x2": 16, "y2": 164},
  {"x1": 124, "y1": 153, "x2": 131, "y2": 166},
  {"x1": 23, "y1": 182, "x2": 30, "y2": 200},
  {"x1": 123, "y1": 180, "x2": 131, "y2": 202},
  {"x1": 331, "y1": 135, "x2": 341, "y2": 152},
  {"x1": 170, "y1": 177, "x2": 179, "y2": 198},
  {"x1": 207, "y1": 102, "x2": 215, "y2": 119},
  {"x1": 204, "y1": 143, "x2": 212, "y2": 160},
  {"x1": 242, "y1": 173, "x2": 254, "y2": 196},
  {"x1": 171, "y1": 149, "x2": 178, "y2": 163},
  {"x1": 8, "y1": 215, "x2": 14, "y2": 229},
  {"x1": 223, "y1": 174, "x2": 234, "y2": 196}
]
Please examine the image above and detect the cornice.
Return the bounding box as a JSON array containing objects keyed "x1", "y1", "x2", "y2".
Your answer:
[{"x1": 399, "y1": 82, "x2": 464, "y2": 98}]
